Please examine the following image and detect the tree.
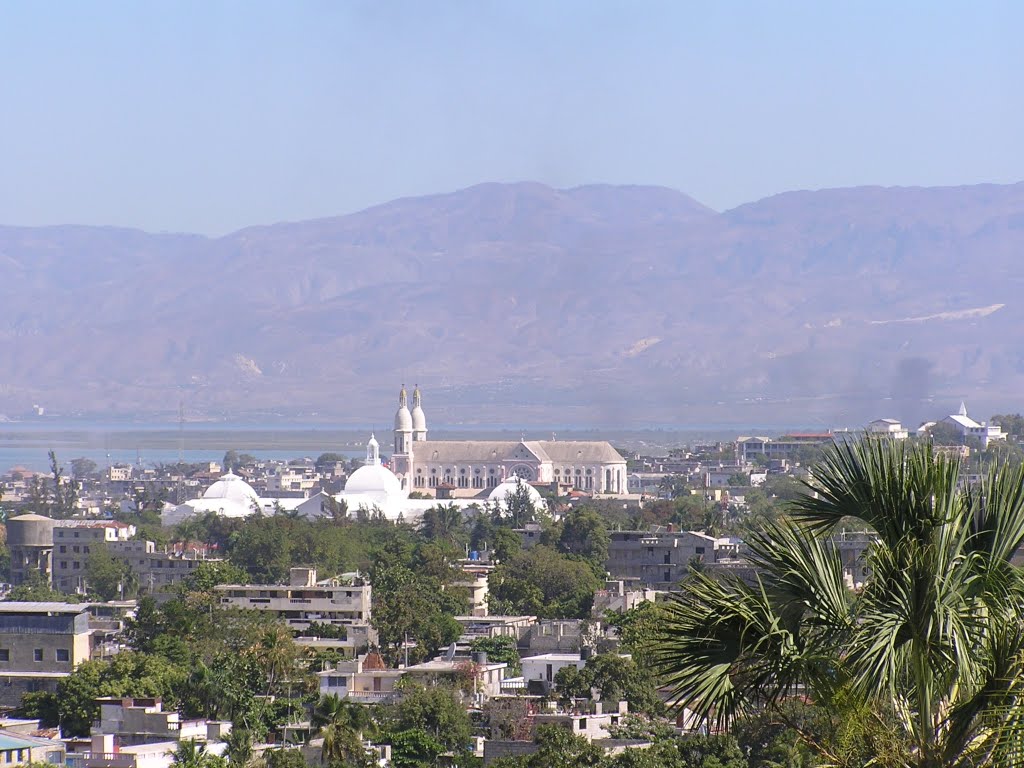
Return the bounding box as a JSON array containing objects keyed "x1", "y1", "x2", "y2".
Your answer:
[
  {"x1": 604, "y1": 600, "x2": 666, "y2": 670},
  {"x1": 419, "y1": 503, "x2": 466, "y2": 547},
  {"x1": 924, "y1": 420, "x2": 963, "y2": 446},
  {"x1": 313, "y1": 694, "x2": 376, "y2": 766},
  {"x1": 180, "y1": 561, "x2": 249, "y2": 594},
  {"x1": 263, "y1": 750, "x2": 306, "y2": 768},
  {"x1": 385, "y1": 729, "x2": 445, "y2": 768},
  {"x1": 654, "y1": 438, "x2": 1024, "y2": 767},
  {"x1": 4, "y1": 570, "x2": 76, "y2": 602},
  {"x1": 224, "y1": 729, "x2": 253, "y2": 766},
  {"x1": 70, "y1": 457, "x2": 98, "y2": 479},
  {"x1": 371, "y1": 565, "x2": 462, "y2": 665},
  {"x1": 381, "y1": 683, "x2": 473, "y2": 755},
  {"x1": 470, "y1": 635, "x2": 521, "y2": 676},
  {"x1": 490, "y1": 725, "x2": 603, "y2": 768},
  {"x1": 57, "y1": 651, "x2": 186, "y2": 736},
  {"x1": 86, "y1": 544, "x2": 136, "y2": 601},
  {"x1": 556, "y1": 507, "x2": 609, "y2": 571},
  {"x1": 171, "y1": 739, "x2": 227, "y2": 768},
  {"x1": 489, "y1": 545, "x2": 600, "y2": 618},
  {"x1": 504, "y1": 479, "x2": 540, "y2": 527},
  {"x1": 552, "y1": 653, "x2": 663, "y2": 717},
  {"x1": 48, "y1": 451, "x2": 78, "y2": 518},
  {"x1": 992, "y1": 413, "x2": 1024, "y2": 441}
]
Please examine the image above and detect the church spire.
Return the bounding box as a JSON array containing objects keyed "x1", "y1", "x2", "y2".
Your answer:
[{"x1": 399, "y1": 385, "x2": 408, "y2": 408}]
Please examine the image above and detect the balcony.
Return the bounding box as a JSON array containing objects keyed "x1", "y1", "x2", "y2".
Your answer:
[{"x1": 83, "y1": 753, "x2": 137, "y2": 768}]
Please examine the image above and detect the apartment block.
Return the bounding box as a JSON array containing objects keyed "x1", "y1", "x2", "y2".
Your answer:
[
  {"x1": 0, "y1": 603, "x2": 93, "y2": 709},
  {"x1": 605, "y1": 529, "x2": 716, "y2": 589}
]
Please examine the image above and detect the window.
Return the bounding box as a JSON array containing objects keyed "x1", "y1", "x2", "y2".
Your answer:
[
  {"x1": 0, "y1": 650, "x2": 8, "y2": 662},
  {"x1": 59, "y1": 545, "x2": 66, "y2": 553},
  {"x1": 33, "y1": 649, "x2": 43, "y2": 662},
  {"x1": 695, "y1": 547, "x2": 705, "y2": 555},
  {"x1": 56, "y1": 649, "x2": 70, "y2": 662}
]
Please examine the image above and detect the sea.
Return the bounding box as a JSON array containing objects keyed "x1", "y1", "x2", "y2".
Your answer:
[{"x1": 0, "y1": 418, "x2": 753, "y2": 473}]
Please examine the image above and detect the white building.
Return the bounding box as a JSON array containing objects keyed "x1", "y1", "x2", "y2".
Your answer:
[
  {"x1": 941, "y1": 402, "x2": 1006, "y2": 449},
  {"x1": 520, "y1": 652, "x2": 588, "y2": 693},
  {"x1": 389, "y1": 386, "x2": 627, "y2": 495},
  {"x1": 162, "y1": 472, "x2": 260, "y2": 525},
  {"x1": 866, "y1": 419, "x2": 909, "y2": 440}
]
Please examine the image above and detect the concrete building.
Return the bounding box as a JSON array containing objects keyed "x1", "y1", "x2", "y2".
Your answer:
[
  {"x1": 736, "y1": 433, "x2": 834, "y2": 464},
  {"x1": 214, "y1": 567, "x2": 374, "y2": 649},
  {"x1": 52, "y1": 522, "x2": 135, "y2": 594},
  {"x1": 318, "y1": 653, "x2": 405, "y2": 705},
  {"x1": 591, "y1": 580, "x2": 657, "y2": 617},
  {"x1": 605, "y1": 529, "x2": 717, "y2": 589},
  {"x1": 107, "y1": 541, "x2": 221, "y2": 595},
  {"x1": 404, "y1": 653, "x2": 508, "y2": 702},
  {"x1": 454, "y1": 615, "x2": 536, "y2": 644},
  {"x1": 92, "y1": 697, "x2": 231, "y2": 747},
  {"x1": 0, "y1": 602, "x2": 93, "y2": 708},
  {"x1": 6, "y1": 514, "x2": 56, "y2": 586}
]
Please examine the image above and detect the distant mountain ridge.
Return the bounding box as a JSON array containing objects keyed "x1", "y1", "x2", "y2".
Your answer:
[{"x1": 1, "y1": 180, "x2": 1022, "y2": 428}]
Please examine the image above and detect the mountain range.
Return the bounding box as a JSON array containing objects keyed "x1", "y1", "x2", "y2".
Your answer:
[{"x1": 2, "y1": 180, "x2": 1023, "y2": 430}]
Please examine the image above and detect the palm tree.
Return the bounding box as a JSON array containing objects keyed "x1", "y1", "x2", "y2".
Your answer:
[
  {"x1": 313, "y1": 693, "x2": 376, "y2": 765},
  {"x1": 420, "y1": 503, "x2": 465, "y2": 545},
  {"x1": 171, "y1": 739, "x2": 227, "y2": 768},
  {"x1": 654, "y1": 438, "x2": 1024, "y2": 768}
]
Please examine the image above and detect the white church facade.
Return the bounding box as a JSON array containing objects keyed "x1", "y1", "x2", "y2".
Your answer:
[
  {"x1": 389, "y1": 386, "x2": 628, "y2": 496},
  {"x1": 164, "y1": 387, "x2": 628, "y2": 525}
]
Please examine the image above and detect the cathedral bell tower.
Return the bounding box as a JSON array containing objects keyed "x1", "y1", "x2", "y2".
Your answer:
[
  {"x1": 394, "y1": 386, "x2": 412, "y2": 454},
  {"x1": 411, "y1": 385, "x2": 428, "y2": 442}
]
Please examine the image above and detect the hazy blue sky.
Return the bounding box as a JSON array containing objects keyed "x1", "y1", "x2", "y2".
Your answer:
[{"x1": 1, "y1": 2, "x2": 1021, "y2": 234}]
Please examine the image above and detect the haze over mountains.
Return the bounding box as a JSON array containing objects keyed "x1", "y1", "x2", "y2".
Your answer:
[{"x1": 1, "y1": 180, "x2": 1022, "y2": 429}]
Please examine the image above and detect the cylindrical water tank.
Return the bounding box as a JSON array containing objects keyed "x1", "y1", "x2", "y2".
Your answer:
[{"x1": 7, "y1": 513, "x2": 55, "y2": 548}]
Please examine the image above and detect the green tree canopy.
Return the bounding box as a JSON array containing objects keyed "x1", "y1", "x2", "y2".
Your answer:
[
  {"x1": 489, "y1": 544, "x2": 600, "y2": 618},
  {"x1": 654, "y1": 438, "x2": 1024, "y2": 767}
]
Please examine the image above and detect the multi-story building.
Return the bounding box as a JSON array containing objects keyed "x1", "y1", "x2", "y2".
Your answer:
[
  {"x1": 866, "y1": 419, "x2": 910, "y2": 440},
  {"x1": 214, "y1": 567, "x2": 374, "y2": 649},
  {"x1": 107, "y1": 541, "x2": 222, "y2": 594},
  {"x1": 735, "y1": 433, "x2": 834, "y2": 464},
  {"x1": 318, "y1": 653, "x2": 405, "y2": 705},
  {"x1": 0, "y1": 602, "x2": 93, "y2": 708},
  {"x1": 91, "y1": 697, "x2": 231, "y2": 747},
  {"x1": 52, "y1": 522, "x2": 135, "y2": 594},
  {"x1": 605, "y1": 529, "x2": 717, "y2": 589}
]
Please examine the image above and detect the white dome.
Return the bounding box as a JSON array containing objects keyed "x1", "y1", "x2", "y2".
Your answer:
[
  {"x1": 345, "y1": 463, "x2": 403, "y2": 496},
  {"x1": 411, "y1": 406, "x2": 426, "y2": 431},
  {"x1": 395, "y1": 406, "x2": 412, "y2": 431},
  {"x1": 488, "y1": 478, "x2": 545, "y2": 508},
  {"x1": 203, "y1": 472, "x2": 259, "y2": 504}
]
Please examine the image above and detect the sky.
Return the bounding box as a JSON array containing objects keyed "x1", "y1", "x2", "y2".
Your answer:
[{"x1": 0, "y1": 1, "x2": 1021, "y2": 235}]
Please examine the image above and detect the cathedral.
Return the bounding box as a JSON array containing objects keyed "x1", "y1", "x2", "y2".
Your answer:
[{"x1": 389, "y1": 386, "x2": 628, "y2": 496}]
